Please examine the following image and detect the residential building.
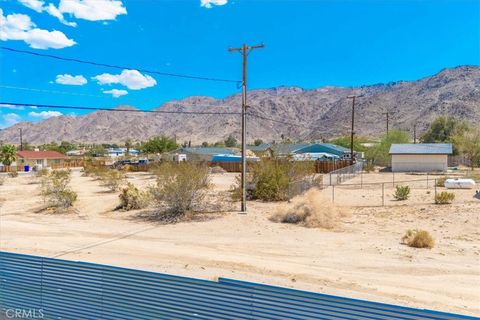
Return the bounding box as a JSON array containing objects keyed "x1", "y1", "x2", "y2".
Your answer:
[{"x1": 16, "y1": 150, "x2": 67, "y2": 169}]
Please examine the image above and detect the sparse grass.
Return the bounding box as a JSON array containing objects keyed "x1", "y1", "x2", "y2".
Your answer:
[
  {"x1": 402, "y1": 229, "x2": 435, "y2": 249},
  {"x1": 270, "y1": 188, "x2": 347, "y2": 229},
  {"x1": 435, "y1": 191, "x2": 455, "y2": 204},
  {"x1": 0, "y1": 176, "x2": 5, "y2": 185},
  {"x1": 393, "y1": 185, "x2": 410, "y2": 201},
  {"x1": 118, "y1": 182, "x2": 150, "y2": 211}
]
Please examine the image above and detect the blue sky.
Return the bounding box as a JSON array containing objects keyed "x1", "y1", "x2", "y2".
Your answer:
[{"x1": 0, "y1": 0, "x2": 479, "y2": 128}]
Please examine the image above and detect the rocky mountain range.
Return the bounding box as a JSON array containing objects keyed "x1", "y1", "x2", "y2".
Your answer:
[{"x1": 0, "y1": 65, "x2": 478, "y2": 145}]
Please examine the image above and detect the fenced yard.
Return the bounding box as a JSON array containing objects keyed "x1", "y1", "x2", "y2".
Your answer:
[{"x1": 322, "y1": 172, "x2": 479, "y2": 207}]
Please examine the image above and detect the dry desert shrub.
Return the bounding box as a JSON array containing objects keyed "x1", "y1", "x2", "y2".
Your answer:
[
  {"x1": 149, "y1": 162, "x2": 210, "y2": 220},
  {"x1": 8, "y1": 171, "x2": 18, "y2": 178},
  {"x1": 270, "y1": 188, "x2": 347, "y2": 229},
  {"x1": 41, "y1": 169, "x2": 77, "y2": 209},
  {"x1": 402, "y1": 229, "x2": 435, "y2": 249},
  {"x1": 0, "y1": 176, "x2": 5, "y2": 185},
  {"x1": 436, "y1": 176, "x2": 447, "y2": 187},
  {"x1": 99, "y1": 169, "x2": 126, "y2": 192},
  {"x1": 210, "y1": 166, "x2": 227, "y2": 174},
  {"x1": 435, "y1": 191, "x2": 455, "y2": 204},
  {"x1": 119, "y1": 182, "x2": 150, "y2": 211}
]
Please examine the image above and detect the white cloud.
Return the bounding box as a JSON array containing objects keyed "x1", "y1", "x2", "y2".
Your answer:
[
  {"x1": 59, "y1": 0, "x2": 127, "y2": 21},
  {"x1": 17, "y1": 0, "x2": 77, "y2": 27},
  {"x1": 55, "y1": 74, "x2": 87, "y2": 85},
  {"x1": 0, "y1": 104, "x2": 25, "y2": 110},
  {"x1": 29, "y1": 110, "x2": 63, "y2": 119},
  {"x1": 18, "y1": 0, "x2": 45, "y2": 13},
  {"x1": 93, "y1": 69, "x2": 156, "y2": 90},
  {"x1": 2, "y1": 113, "x2": 21, "y2": 128},
  {"x1": 103, "y1": 89, "x2": 128, "y2": 98},
  {"x1": 0, "y1": 9, "x2": 76, "y2": 49},
  {"x1": 45, "y1": 3, "x2": 77, "y2": 27},
  {"x1": 200, "y1": 0, "x2": 228, "y2": 8}
]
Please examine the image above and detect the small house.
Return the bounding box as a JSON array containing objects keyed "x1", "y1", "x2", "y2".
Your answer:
[
  {"x1": 389, "y1": 143, "x2": 453, "y2": 172},
  {"x1": 105, "y1": 148, "x2": 140, "y2": 157},
  {"x1": 17, "y1": 150, "x2": 67, "y2": 169}
]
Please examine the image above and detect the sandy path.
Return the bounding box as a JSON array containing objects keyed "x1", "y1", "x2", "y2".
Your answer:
[{"x1": 0, "y1": 170, "x2": 479, "y2": 316}]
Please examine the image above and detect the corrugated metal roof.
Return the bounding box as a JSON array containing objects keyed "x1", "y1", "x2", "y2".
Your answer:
[
  {"x1": 180, "y1": 147, "x2": 238, "y2": 155},
  {"x1": 0, "y1": 251, "x2": 476, "y2": 320},
  {"x1": 247, "y1": 143, "x2": 272, "y2": 151},
  {"x1": 389, "y1": 143, "x2": 453, "y2": 155}
]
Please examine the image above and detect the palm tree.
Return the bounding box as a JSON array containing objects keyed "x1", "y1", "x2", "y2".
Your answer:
[{"x1": 1, "y1": 144, "x2": 17, "y2": 172}]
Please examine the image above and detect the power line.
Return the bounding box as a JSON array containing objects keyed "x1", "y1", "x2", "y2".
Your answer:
[
  {"x1": 0, "y1": 101, "x2": 241, "y2": 115},
  {"x1": 1, "y1": 46, "x2": 240, "y2": 84},
  {"x1": 0, "y1": 84, "x2": 106, "y2": 98}
]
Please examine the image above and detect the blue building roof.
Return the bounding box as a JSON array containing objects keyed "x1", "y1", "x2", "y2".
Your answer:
[{"x1": 389, "y1": 143, "x2": 453, "y2": 155}]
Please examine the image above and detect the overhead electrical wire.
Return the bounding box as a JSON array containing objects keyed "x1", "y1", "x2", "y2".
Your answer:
[
  {"x1": 0, "y1": 101, "x2": 241, "y2": 115},
  {"x1": 0, "y1": 46, "x2": 240, "y2": 84},
  {"x1": 0, "y1": 84, "x2": 106, "y2": 98}
]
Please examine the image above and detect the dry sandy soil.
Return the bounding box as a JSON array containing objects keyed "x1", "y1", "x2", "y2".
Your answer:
[{"x1": 0, "y1": 169, "x2": 479, "y2": 316}]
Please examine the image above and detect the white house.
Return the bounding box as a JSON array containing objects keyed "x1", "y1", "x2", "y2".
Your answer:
[{"x1": 389, "y1": 143, "x2": 453, "y2": 172}]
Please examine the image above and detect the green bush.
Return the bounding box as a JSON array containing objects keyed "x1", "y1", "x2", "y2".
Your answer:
[
  {"x1": 250, "y1": 160, "x2": 315, "y2": 201},
  {"x1": 8, "y1": 171, "x2": 18, "y2": 178},
  {"x1": 393, "y1": 185, "x2": 410, "y2": 201},
  {"x1": 119, "y1": 182, "x2": 150, "y2": 211},
  {"x1": 150, "y1": 162, "x2": 209, "y2": 218},
  {"x1": 41, "y1": 170, "x2": 77, "y2": 209},
  {"x1": 435, "y1": 191, "x2": 455, "y2": 204}
]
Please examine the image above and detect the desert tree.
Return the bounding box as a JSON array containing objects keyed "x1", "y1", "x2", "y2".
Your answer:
[
  {"x1": 454, "y1": 125, "x2": 480, "y2": 170},
  {"x1": 0, "y1": 144, "x2": 17, "y2": 171}
]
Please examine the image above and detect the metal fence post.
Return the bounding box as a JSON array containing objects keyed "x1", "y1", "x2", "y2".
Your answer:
[
  {"x1": 382, "y1": 183, "x2": 385, "y2": 206},
  {"x1": 426, "y1": 172, "x2": 429, "y2": 189},
  {"x1": 361, "y1": 170, "x2": 363, "y2": 188},
  {"x1": 434, "y1": 179, "x2": 437, "y2": 201},
  {"x1": 332, "y1": 185, "x2": 335, "y2": 203},
  {"x1": 392, "y1": 171, "x2": 395, "y2": 187}
]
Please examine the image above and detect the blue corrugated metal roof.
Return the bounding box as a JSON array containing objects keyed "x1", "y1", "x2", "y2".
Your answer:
[
  {"x1": 1, "y1": 251, "x2": 477, "y2": 320},
  {"x1": 389, "y1": 143, "x2": 453, "y2": 155}
]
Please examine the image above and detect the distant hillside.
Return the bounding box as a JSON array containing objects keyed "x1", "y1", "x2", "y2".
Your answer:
[{"x1": 0, "y1": 65, "x2": 478, "y2": 145}]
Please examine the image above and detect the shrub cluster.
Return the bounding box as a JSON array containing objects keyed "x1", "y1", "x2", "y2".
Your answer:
[
  {"x1": 435, "y1": 191, "x2": 455, "y2": 204},
  {"x1": 402, "y1": 229, "x2": 435, "y2": 249},
  {"x1": 119, "y1": 182, "x2": 150, "y2": 211},
  {"x1": 150, "y1": 162, "x2": 209, "y2": 218},
  {"x1": 247, "y1": 160, "x2": 315, "y2": 201},
  {"x1": 41, "y1": 170, "x2": 77, "y2": 209},
  {"x1": 393, "y1": 185, "x2": 410, "y2": 201},
  {"x1": 435, "y1": 176, "x2": 447, "y2": 187},
  {"x1": 99, "y1": 169, "x2": 126, "y2": 192}
]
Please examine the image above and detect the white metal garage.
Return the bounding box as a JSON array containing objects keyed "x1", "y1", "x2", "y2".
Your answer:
[{"x1": 389, "y1": 143, "x2": 453, "y2": 172}]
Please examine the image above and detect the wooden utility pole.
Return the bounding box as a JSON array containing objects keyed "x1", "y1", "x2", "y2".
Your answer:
[
  {"x1": 347, "y1": 95, "x2": 363, "y2": 164},
  {"x1": 382, "y1": 111, "x2": 390, "y2": 134},
  {"x1": 413, "y1": 123, "x2": 417, "y2": 144},
  {"x1": 229, "y1": 43, "x2": 264, "y2": 213}
]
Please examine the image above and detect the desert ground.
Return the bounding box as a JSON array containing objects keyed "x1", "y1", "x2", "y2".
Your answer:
[{"x1": 0, "y1": 169, "x2": 479, "y2": 316}]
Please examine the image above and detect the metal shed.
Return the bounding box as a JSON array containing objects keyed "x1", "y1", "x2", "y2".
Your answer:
[{"x1": 389, "y1": 143, "x2": 453, "y2": 172}]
